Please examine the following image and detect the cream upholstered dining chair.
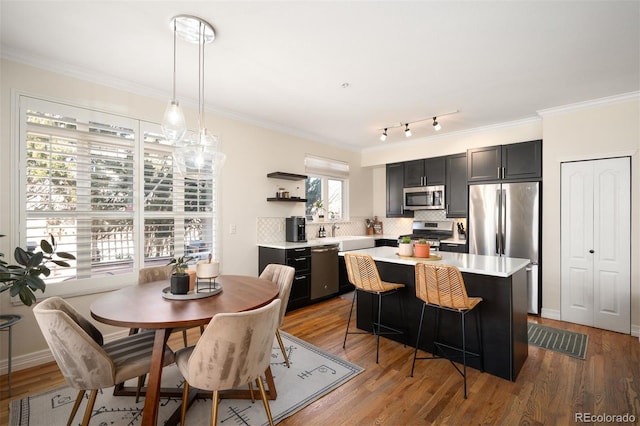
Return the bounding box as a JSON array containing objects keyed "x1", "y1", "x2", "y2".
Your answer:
[
  {"x1": 411, "y1": 262, "x2": 483, "y2": 399},
  {"x1": 176, "y1": 299, "x2": 282, "y2": 426},
  {"x1": 343, "y1": 252, "x2": 406, "y2": 363},
  {"x1": 259, "y1": 263, "x2": 295, "y2": 367},
  {"x1": 33, "y1": 296, "x2": 175, "y2": 426}
]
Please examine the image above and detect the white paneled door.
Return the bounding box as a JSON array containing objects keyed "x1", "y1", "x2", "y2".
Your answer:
[{"x1": 561, "y1": 157, "x2": 630, "y2": 334}]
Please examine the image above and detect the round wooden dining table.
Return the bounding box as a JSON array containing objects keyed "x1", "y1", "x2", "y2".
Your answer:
[{"x1": 91, "y1": 274, "x2": 279, "y2": 426}]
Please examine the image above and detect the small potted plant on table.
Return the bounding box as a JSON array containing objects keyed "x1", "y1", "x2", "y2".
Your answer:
[
  {"x1": 398, "y1": 236, "x2": 413, "y2": 257},
  {"x1": 167, "y1": 256, "x2": 193, "y2": 295},
  {"x1": 413, "y1": 238, "x2": 431, "y2": 258}
]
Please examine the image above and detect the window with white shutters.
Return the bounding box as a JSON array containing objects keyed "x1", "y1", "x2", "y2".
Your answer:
[{"x1": 17, "y1": 96, "x2": 220, "y2": 294}]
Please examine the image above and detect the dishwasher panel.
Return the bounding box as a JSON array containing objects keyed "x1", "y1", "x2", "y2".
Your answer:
[{"x1": 310, "y1": 245, "x2": 339, "y2": 300}]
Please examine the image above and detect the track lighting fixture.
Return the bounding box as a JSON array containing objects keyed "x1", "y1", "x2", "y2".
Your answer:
[
  {"x1": 377, "y1": 110, "x2": 458, "y2": 141},
  {"x1": 432, "y1": 117, "x2": 441, "y2": 131}
]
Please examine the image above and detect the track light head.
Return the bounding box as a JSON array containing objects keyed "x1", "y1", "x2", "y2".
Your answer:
[
  {"x1": 404, "y1": 123, "x2": 411, "y2": 137},
  {"x1": 432, "y1": 117, "x2": 441, "y2": 131},
  {"x1": 380, "y1": 128, "x2": 388, "y2": 142}
]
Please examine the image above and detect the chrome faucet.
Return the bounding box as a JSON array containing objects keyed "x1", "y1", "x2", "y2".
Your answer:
[{"x1": 331, "y1": 222, "x2": 340, "y2": 237}]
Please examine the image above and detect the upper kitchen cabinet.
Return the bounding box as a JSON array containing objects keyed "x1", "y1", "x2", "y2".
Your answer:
[
  {"x1": 445, "y1": 153, "x2": 467, "y2": 218},
  {"x1": 386, "y1": 162, "x2": 413, "y2": 218},
  {"x1": 467, "y1": 140, "x2": 542, "y2": 183},
  {"x1": 404, "y1": 157, "x2": 446, "y2": 187}
]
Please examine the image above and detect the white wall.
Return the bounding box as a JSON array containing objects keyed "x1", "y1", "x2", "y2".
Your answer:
[{"x1": 0, "y1": 59, "x2": 371, "y2": 367}]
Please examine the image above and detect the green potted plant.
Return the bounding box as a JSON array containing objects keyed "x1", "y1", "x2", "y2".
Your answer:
[
  {"x1": 398, "y1": 236, "x2": 413, "y2": 257},
  {"x1": 413, "y1": 238, "x2": 431, "y2": 258},
  {"x1": 167, "y1": 255, "x2": 193, "y2": 295},
  {"x1": 314, "y1": 199, "x2": 325, "y2": 221},
  {"x1": 0, "y1": 234, "x2": 76, "y2": 306}
]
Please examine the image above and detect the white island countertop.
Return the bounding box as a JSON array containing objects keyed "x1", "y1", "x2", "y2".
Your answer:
[{"x1": 341, "y1": 246, "x2": 530, "y2": 278}]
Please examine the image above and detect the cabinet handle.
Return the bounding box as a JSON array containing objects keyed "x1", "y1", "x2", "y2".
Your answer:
[
  {"x1": 294, "y1": 275, "x2": 306, "y2": 280},
  {"x1": 502, "y1": 167, "x2": 506, "y2": 179},
  {"x1": 293, "y1": 248, "x2": 306, "y2": 252},
  {"x1": 295, "y1": 257, "x2": 307, "y2": 261},
  {"x1": 589, "y1": 249, "x2": 595, "y2": 254},
  {"x1": 497, "y1": 167, "x2": 501, "y2": 179}
]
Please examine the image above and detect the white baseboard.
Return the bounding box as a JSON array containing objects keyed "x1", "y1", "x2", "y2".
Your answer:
[
  {"x1": 540, "y1": 308, "x2": 561, "y2": 320},
  {"x1": 0, "y1": 329, "x2": 130, "y2": 376},
  {"x1": 632, "y1": 324, "x2": 640, "y2": 339}
]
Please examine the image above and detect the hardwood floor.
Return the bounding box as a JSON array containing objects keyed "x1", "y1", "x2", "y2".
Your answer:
[{"x1": 2, "y1": 293, "x2": 639, "y2": 425}]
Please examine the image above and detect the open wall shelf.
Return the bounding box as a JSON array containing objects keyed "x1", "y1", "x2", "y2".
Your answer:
[{"x1": 267, "y1": 172, "x2": 308, "y2": 181}]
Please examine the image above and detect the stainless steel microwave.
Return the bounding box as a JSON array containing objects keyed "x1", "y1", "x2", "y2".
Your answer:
[{"x1": 403, "y1": 185, "x2": 445, "y2": 210}]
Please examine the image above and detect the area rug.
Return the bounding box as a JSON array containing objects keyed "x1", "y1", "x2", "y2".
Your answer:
[
  {"x1": 528, "y1": 322, "x2": 588, "y2": 359},
  {"x1": 10, "y1": 332, "x2": 363, "y2": 425}
]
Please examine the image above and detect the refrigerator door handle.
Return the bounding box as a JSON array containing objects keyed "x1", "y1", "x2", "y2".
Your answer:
[
  {"x1": 501, "y1": 189, "x2": 507, "y2": 255},
  {"x1": 495, "y1": 188, "x2": 501, "y2": 255}
]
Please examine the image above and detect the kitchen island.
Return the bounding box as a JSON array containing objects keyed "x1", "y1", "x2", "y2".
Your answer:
[{"x1": 341, "y1": 246, "x2": 530, "y2": 381}]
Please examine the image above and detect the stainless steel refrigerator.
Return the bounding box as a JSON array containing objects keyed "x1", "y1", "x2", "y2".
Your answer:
[{"x1": 468, "y1": 182, "x2": 540, "y2": 314}]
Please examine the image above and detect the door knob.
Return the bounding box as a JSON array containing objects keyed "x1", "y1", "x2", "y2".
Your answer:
[{"x1": 589, "y1": 249, "x2": 595, "y2": 253}]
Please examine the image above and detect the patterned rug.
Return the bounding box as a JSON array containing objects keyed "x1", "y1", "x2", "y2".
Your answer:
[
  {"x1": 528, "y1": 322, "x2": 588, "y2": 359},
  {"x1": 10, "y1": 332, "x2": 363, "y2": 425}
]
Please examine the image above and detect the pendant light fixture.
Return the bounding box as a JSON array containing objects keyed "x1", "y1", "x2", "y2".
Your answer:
[
  {"x1": 380, "y1": 128, "x2": 388, "y2": 141},
  {"x1": 168, "y1": 15, "x2": 226, "y2": 179},
  {"x1": 161, "y1": 18, "x2": 186, "y2": 144}
]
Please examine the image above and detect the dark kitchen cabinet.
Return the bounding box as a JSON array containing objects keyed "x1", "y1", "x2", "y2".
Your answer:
[
  {"x1": 386, "y1": 162, "x2": 413, "y2": 218},
  {"x1": 259, "y1": 246, "x2": 311, "y2": 311},
  {"x1": 404, "y1": 157, "x2": 446, "y2": 187},
  {"x1": 467, "y1": 140, "x2": 542, "y2": 183},
  {"x1": 445, "y1": 153, "x2": 467, "y2": 218}
]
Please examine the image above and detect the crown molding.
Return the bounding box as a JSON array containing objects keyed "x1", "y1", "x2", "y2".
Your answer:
[
  {"x1": 537, "y1": 91, "x2": 640, "y2": 116},
  {"x1": 1, "y1": 50, "x2": 360, "y2": 151}
]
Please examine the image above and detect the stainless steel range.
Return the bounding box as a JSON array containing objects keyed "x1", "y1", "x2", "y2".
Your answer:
[{"x1": 402, "y1": 220, "x2": 454, "y2": 249}]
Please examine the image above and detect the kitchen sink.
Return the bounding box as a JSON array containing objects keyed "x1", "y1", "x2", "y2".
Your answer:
[{"x1": 310, "y1": 235, "x2": 376, "y2": 251}]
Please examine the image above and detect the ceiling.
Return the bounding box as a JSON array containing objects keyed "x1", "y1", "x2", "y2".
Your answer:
[{"x1": 1, "y1": 1, "x2": 638, "y2": 150}]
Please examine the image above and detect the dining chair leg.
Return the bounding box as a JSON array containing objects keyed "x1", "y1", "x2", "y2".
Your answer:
[
  {"x1": 257, "y1": 376, "x2": 275, "y2": 426},
  {"x1": 67, "y1": 390, "x2": 85, "y2": 426},
  {"x1": 275, "y1": 329, "x2": 290, "y2": 367},
  {"x1": 180, "y1": 381, "x2": 190, "y2": 425},
  {"x1": 375, "y1": 292, "x2": 382, "y2": 363},
  {"x1": 248, "y1": 381, "x2": 256, "y2": 402},
  {"x1": 410, "y1": 303, "x2": 427, "y2": 377},
  {"x1": 343, "y1": 290, "x2": 357, "y2": 348},
  {"x1": 135, "y1": 374, "x2": 146, "y2": 403},
  {"x1": 211, "y1": 389, "x2": 220, "y2": 426},
  {"x1": 81, "y1": 389, "x2": 98, "y2": 426},
  {"x1": 461, "y1": 310, "x2": 468, "y2": 399}
]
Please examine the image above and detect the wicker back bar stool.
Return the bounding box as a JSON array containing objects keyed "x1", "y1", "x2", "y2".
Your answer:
[
  {"x1": 343, "y1": 252, "x2": 406, "y2": 363},
  {"x1": 411, "y1": 262, "x2": 483, "y2": 399}
]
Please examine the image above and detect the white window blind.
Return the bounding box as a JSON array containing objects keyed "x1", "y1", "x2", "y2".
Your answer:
[{"x1": 304, "y1": 154, "x2": 349, "y2": 178}]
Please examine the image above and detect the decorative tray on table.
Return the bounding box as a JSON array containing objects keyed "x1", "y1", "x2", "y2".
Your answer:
[
  {"x1": 395, "y1": 253, "x2": 443, "y2": 261},
  {"x1": 161, "y1": 281, "x2": 223, "y2": 300}
]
